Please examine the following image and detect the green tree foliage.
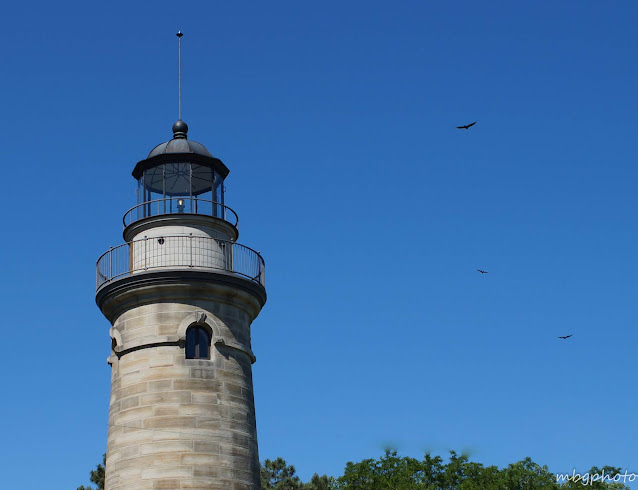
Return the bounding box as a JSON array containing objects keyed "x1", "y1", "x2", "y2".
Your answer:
[
  {"x1": 261, "y1": 457, "x2": 304, "y2": 489},
  {"x1": 500, "y1": 457, "x2": 558, "y2": 489},
  {"x1": 260, "y1": 457, "x2": 336, "y2": 489},
  {"x1": 304, "y1": 473, "x2": 338, "y2": 490},
  {"x1": 294, "y1": 450, "x2": 628, "y2": 490},
  {"x1": 335, "y1": 451, "x2": 630, "y2": 490},
  {"x1": 77, "y1": 454, "x2": 105, "y2": 490}
]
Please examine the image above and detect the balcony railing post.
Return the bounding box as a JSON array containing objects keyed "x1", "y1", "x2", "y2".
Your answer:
[
  {"x1": 144, "y1": 236, "x2": 148, "y2": 270},
  {"x1": 109, "y1": 247, "x2": 113, "y2": 282},
  {"x1": 189, "y1": 233, "x2": 193, "y2": 267}
]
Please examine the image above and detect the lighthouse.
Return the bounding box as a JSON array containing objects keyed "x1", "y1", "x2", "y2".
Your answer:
[{"x1": 95, "y1": 37, "x2": 267, "y2": 489}]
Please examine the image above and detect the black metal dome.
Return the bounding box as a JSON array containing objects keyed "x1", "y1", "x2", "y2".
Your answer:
[
  {"x1": 147, "y1": 120, "x2": 213, "y2": 158},
  {"x1": 132, "y1": 121, "x2": 229, "y2": 181}
]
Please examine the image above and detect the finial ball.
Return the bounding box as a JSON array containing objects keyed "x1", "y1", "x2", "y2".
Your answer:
[
  {"x1": 172, "y1": 120, "x2": 188, "y2": 137},
  {"x1": 177, "y1": 31, "x2": 183, "y2": 38}
]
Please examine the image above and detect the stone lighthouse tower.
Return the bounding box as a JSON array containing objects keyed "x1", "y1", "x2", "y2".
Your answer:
[{"x1": 95, "y1": 111, "x2": 267, "y2": 486}]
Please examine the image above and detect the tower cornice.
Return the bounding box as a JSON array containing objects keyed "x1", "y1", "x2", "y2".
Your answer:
[
  {"x1": 122, "y1": 213, "x2": 239, "y2": 242},
  {"x1": 96, "y1": 269, "x2": 267, "y2": 324}
]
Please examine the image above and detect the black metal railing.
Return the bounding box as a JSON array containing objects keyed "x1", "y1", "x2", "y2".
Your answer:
[
  {"x1": 96, "y1": 235, "x2": 265, "y2": 290},
  {"x1": 122, "y1": 198, "x2": 239, "y2": 228}
]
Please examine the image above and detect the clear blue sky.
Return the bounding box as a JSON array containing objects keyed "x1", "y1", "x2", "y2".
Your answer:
[{"x1": 1, "y1": 1, "x2": 637, "y2": 488}]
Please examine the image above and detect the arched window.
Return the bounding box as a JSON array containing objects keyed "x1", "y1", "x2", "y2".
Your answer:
[{"x1": 185, "y1": 325, "x2": 211, "y2": 359}]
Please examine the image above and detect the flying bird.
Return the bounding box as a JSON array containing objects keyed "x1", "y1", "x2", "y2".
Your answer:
[
  {"x1": 477, "y1": 269, "x2": 488, "y2": 274},
  {"x1": 457, "y1": 121, "x2": 477, "y2": 130},
  {"x1": 558, "y1": 334, "x2": 573, "y2": 339}
]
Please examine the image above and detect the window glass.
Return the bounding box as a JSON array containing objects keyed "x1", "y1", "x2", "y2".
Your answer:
[
  {"x1": 198, "y1": 328, "x2": 210, "y2": 359},
  {"x1": 186, "y1": 327, "x2": 197, "y2": 358},
  {"x1": 186, "y1": 325, "x2": 211, "y2": 359}
]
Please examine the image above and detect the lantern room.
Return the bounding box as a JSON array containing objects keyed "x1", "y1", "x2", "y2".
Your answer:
[{"x1": 126, "y1": 120, "x2": 233, "y2": 225}]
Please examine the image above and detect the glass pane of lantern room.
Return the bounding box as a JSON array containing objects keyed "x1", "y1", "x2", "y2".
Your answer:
[
  {"x1": 143, "y1": 165, "x2": 166, "y2": 217},
  {"x1": 191, "y1": 164, "x2": 214, "y2": 215},
  {"x1": 136, "y1": 176, "x2": 143, "y2": 221},
  {"x1": 163, "y1": 162, "x2": 193, "y2": 213},
  {"x1": 213, "y1": 171, "x2": 225, "y2": 218},
  {"x1": 164, "y1": 162, "x2": 192, "y2": 196}
]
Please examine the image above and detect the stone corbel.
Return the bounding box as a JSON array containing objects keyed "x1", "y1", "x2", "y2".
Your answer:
[{"x1": 214, "y1": 338, "x2": 257, "y2": 364}]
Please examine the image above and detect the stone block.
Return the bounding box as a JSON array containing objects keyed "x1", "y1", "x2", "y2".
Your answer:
[
  {"x1": 191, "y1": 392, "x2": 218, "y2": 404},
  {"x1": 141, "y1": 466, "x2": 193, "y2": 480},
  {"x1": 179, "y1": 404, "x2": 221, "y2": 417},
  {"x1": 120, "y1": 396, "x2": 141, "y2": 410},
  {"x1": 114, "y1": 466, "x2": 142, "y2": 482},
  {"x1": 153, "y1": 405, "x2": 180, "y2": 417},
  {"x1": 189, "y1": 368, "x2": 216, "y2": 379},
  {"x1": 145, "y1": 311, "x2": 189, "y2": 327},
  {"x1": 140, "y1": 440, "x2": 194, "y2": 455},
  {"x1": 141, "y1": 391, "x2": 191, "y2": 405},
  {"x1": 182, "y1": 481, "x2": 226, "y2": 490},
  {"x1": 143, "y1": 366, "x2": 191, "y2": 382},
  {"x1": 143, "y1": 416, "x2": 197, "y2": 430},
  {"x1": 151, "y1": 453, "x2": 183, "y2": 466},
  {"x1": 116, "y1": 405, "x2": 155, "y2": 424},
  {"x1": 114, "y1": 381, "x2": 148, "y2": 399},
  {"x1": 153, "y1": 479, "x2": 181, "y2": 489},
  {"x1": 150, "y1": 356, "x2": 174, "y2": 368},
  {"x1": 120, "y1": 445, "x2": 141, "y2": 459},
  {"x1": 173, "y1": 378, "x2": 222, "y2": 392},
  {"x1": 109, "y1": 427, "x2": 148, "y2": 447},
  {"x1": 193, "y1": 441, "x2": 220, "y2": 454},
  {"x1": 196, "y1": 417, "x2": 222, "y2": 430},
  {"x1": 193, "y1": 466, "x2": 220, "y2": 478},
  {"x1": 180, "y1": 453, "x2": 218, "y2": 465},
  {"x1": 148, "y1": 380, "x2": 173, "y2": 392},
  {"x1": 117, "y1": 455, "x2": 157, "y2": 471},
  {"x1": 223, "y1": 383, "x2": 243, "y2": 397},
  {"x1": 120, "y1": 370, "x2": 144, "y2": 386},
  {"x1": 123, "y1": 315, "x2": 148, "y2": 331},
  {"x1": 119, "y1": 358, "x2": 150, "y2": 375},
  {"x1": 156, "y1": 324, "x2": 178, "y2": 336}
]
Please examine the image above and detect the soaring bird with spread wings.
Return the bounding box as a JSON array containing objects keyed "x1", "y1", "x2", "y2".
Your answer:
[
  {"x1": 477, "y1": 269, "x2": 488, "y2": 274},
  {"x1": 457, "y1": 121, "x2": 477, "y2": 130},
  {"x1": 558, "y1": 334, "x2": 573, "y2": 339}
]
